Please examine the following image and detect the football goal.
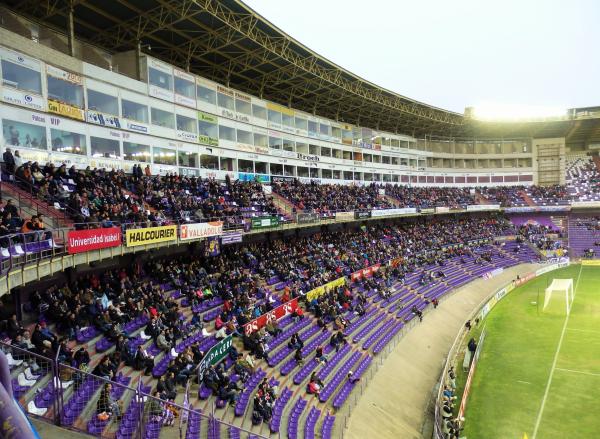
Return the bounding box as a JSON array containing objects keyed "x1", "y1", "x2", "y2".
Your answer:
[{"x1": 544, "y1": 278, "x2": 574, "y2": 314}]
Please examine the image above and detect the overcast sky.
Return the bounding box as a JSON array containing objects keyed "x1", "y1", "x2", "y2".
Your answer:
[{"x1": 243, "y1": 0, "x2": 599, "y2": 115}]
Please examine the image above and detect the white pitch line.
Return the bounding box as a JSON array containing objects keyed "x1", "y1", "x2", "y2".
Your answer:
[
  {"x1": 532, "y1": 263, "x2": 583, "y2": 439},
  {"x1": 516, "y1": 380, "x2": 532, "y2": 384},
  {"x1": 555, "y1": 368, "x2": 600, "y2": 378}
]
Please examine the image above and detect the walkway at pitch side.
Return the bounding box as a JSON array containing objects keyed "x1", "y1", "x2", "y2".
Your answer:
[{"x1": 345, "y1": 263, "x2": 542, "y2": 439}]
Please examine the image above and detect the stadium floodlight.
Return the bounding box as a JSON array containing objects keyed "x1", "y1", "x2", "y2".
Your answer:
[
  {"x1": 543, "y1": 278, "x2": 574, "y2": 314},
  {"x1": 465, "y1": 103, "x2": 566, "y2": 121}
]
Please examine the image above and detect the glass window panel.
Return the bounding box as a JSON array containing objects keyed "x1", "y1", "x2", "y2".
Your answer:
[
  {"x1": 220, "y1": 157, "x2": 234, "y2": 171},
  {"x1": 90, "y1": 136, "x2": 120, "y2": 158},
  {"x1": 270, "y1": 163, "x2": 283, "y2": 175},
  {"x1": 122, "y1": 99, "x2": 148, "y2": 123},
  {"x1": 87, "y1": 89, "x2": 118, "y2": 115},
  {"x1": 235, "y1": 99, "x2": 251, "y2": 115},
  {"x1": 321, "y1": 147, "x2": 331, "y2": 157},
  {"x1": 237, "y1": 129, "x2": 253, "y2": 145},
  {"x1": 309, "y1": 144, "x2": 319, "y2": 155},
  {"x1": 238, "y1": 159, "x2": 253, "y2": 173},
  {"x1": 322, "y1": 169, "x2": 332, "y2": 179},
  {"x1": 174, "y1": 77, "x2": 195, "y2": 98},
  {"x1": 148, "y1": 68, "x2": 172, "y2": 91},
  {"x1": 319, "y1": 123, "x2": 330, "y2": 136},
  {"x1": 255, "y1": 161, "x2": 267, "y2": 174},
  {"x1": 254, "y1": 133, "x2": 267, "y2": 147},
  {"x1": 295, "y1": 117, "x2": 307, "y2": 131},
  {"x1": 282, "y1": 113, "x2": 293, "y2": 128},
  {"x1": 47, "y1": 76, "x2": 84, "y2": 107},
  {"x1": 309, "y1": 168, "x2": 319, "y2": 178},
  {"x1": 1, "y1": 60, "x2": 42, "y2": 94},
  {"x1": 123, "y1": 142, "x2": 151, "y2": 162},
  {"x1": 50, "y1": 128, "x2": 86, "y2": 155},
  {"x1": 219, "y1": 125, "x2": 236, "y2": 141},
  {"x1": 331, "y1": 126, "x2": 341, "y2": 140},
  {"x1": 268, "y1": 109, "x2": 281, "y2": 124},
  {"x1": 217, "y1": 93, "x2": 234, "y2": 110},
  {"x1": 252, "y1": 104, "x2": 266, "y2": 119},
  {"x1": 297, "y1": 166, "x2": 309, "y2": 177},
  {"x1": 282, "y1": 138, "x2": 294, "y2": 151},
  {"x1": 176, "y1": 114, "x2": 197, "y2": 132},
  {"x1": 2, "y1": 119, "x2": 46, "y2": 149},
  {"x1": 283, "y1": 165, "x2": 295, "y2": 176},
  {"x1": 178, "y1": 151, "x2": 198, "y2": 168},
  {"x1": 153, "y1": 147, "x2": 176, "y2": 165},
  {"x1": 197, "y1": 85, "x2": 216, "y2": 104},
  {"x1": 198, "y1": 120, "x2": 217, "y2": 139},
  {"x1": 151, "y1": 107, "x2": 174, "y2": 129},
  {"x1": 269, "y1": 136, "x2": 282, "y2": 149},
  {"x1": 307, "y1": 120, "x2": 318, "y2": 137},
  {"x1": 200, "y1": 154, "x2": 218, "y2": 169}
]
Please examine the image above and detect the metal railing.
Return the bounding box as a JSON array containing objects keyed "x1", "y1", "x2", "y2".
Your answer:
[{"x1": 1, "y1": 341, "x2": 271, "y2": 439}]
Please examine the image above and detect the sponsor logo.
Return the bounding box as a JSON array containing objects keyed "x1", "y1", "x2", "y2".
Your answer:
[
  {"x1": 180, "y1": 222, "x2": 223, "y2": 241},
  {"x1": 68, "y1": 227, "x2": 122, "y2": 254},
  {"x1": 125, "y1": 225, "x2": 177, "y2": 247}
]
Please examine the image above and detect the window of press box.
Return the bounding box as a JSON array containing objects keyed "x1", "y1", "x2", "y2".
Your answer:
[
  {"x1": 197, "y1": 85, "x2": 216, "y2": 105},
  {"x1": 252, "y1": 104, "x2": 266, "y2": 119},
  {"x1": 294, "y1": 117, "x2": 307, "y2": 131},
  {"x1": 282, "y1": 138, "x2": 294, "y2": 152},
  {"x1": 123, "y1": 142, "x2": 151, "y2": 162},
  {"x1": 268, "y1": 109, "x2": 281, "y2": 125},
  {"x1": 200, "y1": 154, "x2": 219, "y2": 170},
  {"x1": 2, "y1": 119, "x2": 46, "y2": 149},
  {"x1": 50, "y1": 128, "x2": 86, "y2": 155},
  {"x1": 235, "y1": 99, "x2": 251, "y2": 115},
  {"x1": 319, "y1": 123, "x2": 330, "y2": 137},
  {"x1": 198, "y1": 120, "x2": 217, "y2": 140},
  {"x1": 1, "y1": 60, "x2": 42, "y2": 94},
  {"x1": 297, "y1": 166, "x2": 309, "y2": 178},
  {"x1": 87, "y1": 89, "x2": 119, "y2": 115},
  {"x1": 307, "y1": 120, "x2": 318, "y2": 136},
  {"x1": 90, "y1": 136, "x2": 120, "y2": 158},
  {"x1": 236, "y1": 129, "x2": 253, "y2": 145},
  {"x1": 309, "y1": 144, "x2": 319, "y2": 155},
  {"x1": 148, "y1": 67, "x2": 172, "y2": 91},
  {"x1": 255, "y1": 162, "x2": 267, "y2": 174},
  {"x1": 309, "y1": 167, "x2": 319, "y2": 178},
  {"x1": 332, "y1": 170, "x2": 342, "y2": 179},
  {"x1": 218, "y1": 125, "x2": 236, "y2": 142},
  {"x1": 175, "y1": 76, "x2": 195, "y2": 99},
  {"x1": 47, "y1": 76, "x2": 84, "y2": 108},
  {"x1": 282, "y1": 113, "x2": 294, "y2": 128},
  {"x1": 268, "y1": 136, "x2": 282, "y2": 149},
  {"x1": 151, "y1": 107, "x2": 174, "y2": 129},
  {"x1": 178, "y1": 151, "x2": 198, "y2": 168},
  {"x1": 254, "y1": 133, "x2": 267, "y2": 148},
  {"x1": 343, "y1": 171, "x2": 353, "y2": 180},
  {"x1": 238, "y1": 159, "x2": 253, "y2": 173},
  {"x1": 153, "y1": 147, "x2": 176, "y2": 165},
  {"x1": 284, "y1": 165, "x2": 295, "y2": 176},
  {"x1": 220, "y1": 157, "x2": 234, "y2": 172},
  {"x1": 322, "y1": 169, "x2": 332, "y2": 179},
  {"x1": 217, "y1": 92, "x2": 235, "y2": 110},
  {"x1": 270, "y1": 163, "x2": 283, "y2": 175},
  {"x1": 321, "y1": 147, "x2": 331, "y2": 157},
  {"x1": 122, "y1": 99, "x2": 148, "y2": 123},
  {"x1": 176, "y1": 114, "x2": 197, "y2": 133}
]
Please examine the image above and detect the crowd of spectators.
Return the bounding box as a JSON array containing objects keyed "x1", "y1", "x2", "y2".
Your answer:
[
  {"x1": 383, "y1": 185, "x2": 473, "y2": 209},
  {"x1": 272, "y1": 180, "x2": 393, "y2": 213},
  {"x1": 515, "y1": 224, "x2": 564, "y2": 251}
]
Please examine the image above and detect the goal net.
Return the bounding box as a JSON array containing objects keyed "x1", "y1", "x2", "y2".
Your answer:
[{"x1": 544, "y1": 278, "x2": 574, "y2": 314}]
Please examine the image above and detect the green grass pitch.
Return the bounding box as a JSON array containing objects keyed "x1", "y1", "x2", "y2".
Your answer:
[{"x1": 460, "y1": 264, "x2": 600, "y2": 439}]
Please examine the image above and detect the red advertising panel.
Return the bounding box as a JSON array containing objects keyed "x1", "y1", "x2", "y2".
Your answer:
[
  {"x1": 67, "y1": 227, "x2": 122, "y2": 254},
  {"x1": 244, "y1": 298, "x2": 299, "y2": 336},
  {"x1": 350, "y1": 263, "x2": 381, "y2": 282}
]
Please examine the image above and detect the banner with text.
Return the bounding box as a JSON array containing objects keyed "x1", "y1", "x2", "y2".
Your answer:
[
  {"x1": 243, "y1": 298, "x2": 299, "y2": 336},
  {"x1": 125, "y1": 225, "x2": 177, "y2": 247},
  {"x1": 197, "y1": 335, "x2": 232, "y2": 379},
  {"x1": 335, "y1": 211, "x2": 354, "y2": 221},
  {"x1": 370, "y1": 208, "x2": 417, "y2": 217},
  {"x1": 350, "y1": 263, "x2": 381, "y2": 282},
  {"x1": 180, "y1": 221, "x2": 223, "y2": 241},
  {"x1": 67, "y1": 227, "x2": 121, "y2": 254},
  {"x1": 221, "y1": 231, "x2": 243, "y2": 245},
  {"x1": 306, "y1": 277, "x2": 346, "y2": 302}
]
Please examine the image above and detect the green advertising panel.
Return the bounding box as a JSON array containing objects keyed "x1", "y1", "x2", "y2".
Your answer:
[{"x1": 251, "y1": 216, "x2": 280, "y2": 229}]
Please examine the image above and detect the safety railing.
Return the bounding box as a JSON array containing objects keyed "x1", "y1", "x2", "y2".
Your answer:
[{"x1": 1, "y1": 340, "x2": 272, "y2": 439}]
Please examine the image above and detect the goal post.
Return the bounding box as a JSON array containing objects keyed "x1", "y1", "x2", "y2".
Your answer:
[{"x1": 544, "y1": 278, "x2": 574, "y2": 314}]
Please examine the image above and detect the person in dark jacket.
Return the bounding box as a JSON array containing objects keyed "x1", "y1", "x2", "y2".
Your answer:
[{"x1": 3, "y1": 148, "x2": 15, "y2": 175}]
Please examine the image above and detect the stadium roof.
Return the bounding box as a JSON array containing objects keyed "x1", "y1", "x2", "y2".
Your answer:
[{"x1": 3, "y1": 0, "x2": 600, "y2": 143}]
